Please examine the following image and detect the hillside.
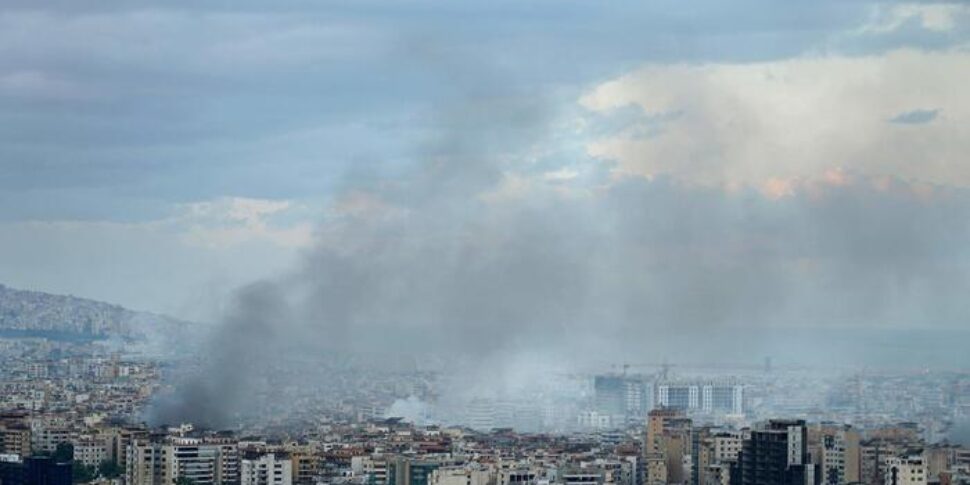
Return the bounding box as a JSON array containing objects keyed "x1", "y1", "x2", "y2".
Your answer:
[{"x1": 0, "y1": 284, "x2": 187, "y2": 341}]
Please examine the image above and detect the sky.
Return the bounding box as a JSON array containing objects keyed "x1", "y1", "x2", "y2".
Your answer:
[{"x1": 1, "y1": 0, "x2": 969, "y2": 329}]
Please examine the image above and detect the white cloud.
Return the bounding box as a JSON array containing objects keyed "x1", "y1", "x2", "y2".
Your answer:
[
  {"x1": 580, "y1": 47, "x2": 970, "y2": 191},
  {"x1": 176, "y1": 197, "x2": 314, "y2": 249},
  {"x1": 543, "y1": 167, "x2": 580, "y2": 182},
  {"x1": 861, "y1": 3, "x2": 965, "y2": 33},
  {"x1": 183, "y1": 197, "x2": 291, "y2": 224}
]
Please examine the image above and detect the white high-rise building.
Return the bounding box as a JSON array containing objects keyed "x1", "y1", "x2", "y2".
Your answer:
[
  {"x1": 126, "y1": 439, "x2": 163, "y2": 485},
  {"x1": 467, "y1": 398, "x2": 496, "y2": 431},
  {"x1": 163, "y1": 437, "x2": 220, "y2": 484},
  {"x1": 655, "y1": 381, "x2": 744, "y2": 416},
  {"x1": 886, "y1": 454, "x2": 927, "y2": 485},
  {"x1": 241, "y1": 452, "x2": 292, "y2": 485},
  {"x1": 431, "y1": 466, "x2": 494, "y2": 485},
  {"x1": 73, "y1": 434, "x2": 111, "y2": 468},
  {"x1": 126, "y1": 435, "x2": 240, "y2": 485},
  {"x1": 712, "y1": 432, "x2": 743, "y2": 463},
  {"x1": 818, "y1": 432, "x2": 846, "y2": 485}
]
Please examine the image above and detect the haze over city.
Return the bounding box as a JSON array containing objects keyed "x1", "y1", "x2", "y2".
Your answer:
[{"x1": 1, "y1": 2, "x2": 969, "y2": 485}]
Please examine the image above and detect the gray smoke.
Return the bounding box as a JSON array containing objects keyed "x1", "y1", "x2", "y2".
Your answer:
[
  {"x1": 147, "y1": 60, "x2": 970, "y2": 429},
  {"x1": 949, "y1": 419, "x2": 970, "y2": 446},
  {"x1": 148, "y1": 281, "x2": 292, "y2": 426}
]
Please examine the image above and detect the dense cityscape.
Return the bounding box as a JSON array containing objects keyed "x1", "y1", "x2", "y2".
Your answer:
[
  {"x1": 1, "y1": 324, "x2": 969, "y2": 484},
  {"x1": 4, "y1": 0, "x2": 970, "y2": 484}
]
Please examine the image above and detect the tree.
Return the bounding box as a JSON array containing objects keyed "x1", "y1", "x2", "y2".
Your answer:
[
  {"x1": 73, "y1": 462, "x2": 96, "y2": 483},
  {"x1": 98, "y1": 459, "x2": 122, "y2": 478},
  {"x1": 52, "y1": 442, "x2": 74, "y2": 463},
  {"x1": 174, "y1": 477, "x2": 197, "y2": 485}
]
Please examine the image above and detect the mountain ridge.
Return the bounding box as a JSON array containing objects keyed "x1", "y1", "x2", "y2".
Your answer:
[{"x1": 0, "y1": 283, "x2": 188, "y2": 341}]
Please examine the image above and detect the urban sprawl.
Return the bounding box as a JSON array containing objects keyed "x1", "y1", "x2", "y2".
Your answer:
[{"x1": 1, "y1": 337, "x2": 970, "y2": 485}]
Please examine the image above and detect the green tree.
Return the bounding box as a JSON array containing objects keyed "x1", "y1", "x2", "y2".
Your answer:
[
  {"x1": 174, "y1": 477, "x2": 197, "y2": 485},
  {"x1": 73, "y1": 462, "x2": 96, "y2": 483},
  {"x1": 53, "y1": 442, "x2": 74, "y2": 463},
  {"x1": 98, "y1": 459, "x2": 122, "y2": 478}
]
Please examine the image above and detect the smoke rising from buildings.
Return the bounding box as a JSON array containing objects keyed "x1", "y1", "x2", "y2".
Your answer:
[
  {"x1": 146, "y1": 58, "x2": 970, "y2": 429},
  {"x1": 950, "y1": 420, "x2": 970, "y2": 447}
]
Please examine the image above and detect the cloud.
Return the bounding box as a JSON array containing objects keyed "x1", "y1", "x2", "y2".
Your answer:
[
  {"x1": 177, "y1": 197, "x2": 314, "y2": 249},
  {"x1": 580, "y1": 47, "x2": 970, "y2": 189},
  {"x1": 0, "y1": 0, "x2": 889, "y2": 223},
  {"x1": 861, "y1": 3, "x2": 965, "y2": 33}
]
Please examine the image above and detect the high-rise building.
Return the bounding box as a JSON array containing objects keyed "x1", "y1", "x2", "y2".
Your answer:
[
  {"x1": 208, "y1": 435, "x2": 241, "y2": 483},
  {"x1": 467, "y1": 399, "x2": 496, "y2": 431},
  {"x1": 163, "y1": 437, "x2": 221, "y2": 484},
  {"x1": 694, "y1": 428, "x2": 714, "y2": 485},
  {"x1": 126, "y1": 438, "x2": 163, "y2": 485},
  {"x1": 112, "y1": 426, "x2": 149, "y2": 473},
  {"x1": 860, "y1": 437, "x2": 918, "y2": 484},
  {"x1": 594, "y1": 375, "x2": 650, "y2": 428},
  {"x1": 595, "y1": 376, "x2": 626, "y2": 425},
  {"x1": 844, "y1": 427, "x2": 861, "y2": 484},
  {"x1": 737, "y1": 420, "x2": 816, "y2": 485},
  {"x1": 645, "y1": 408, "x2": 692, "y2": 485},
  {"x1": 126, "y1": 434, "x2": 240, "y2": 485},
  {"x1": 30, "y1": 424, "x2": 73, "y2": 455},
  {"x1": 694, "y1": 428, "x2": 744, "y2": 485},
  {"x1": 808, "y1": 423, "x2": 859, "y2": 485},
  {"x1": 73, "y1": 434, "x2": 111, "y2": 468},
  {"x1": 431, "y1": 466, "x2": 495, "y2": 485},
  {"x1": 291, "y1": 451, "x2": 321, "y2": 485},
  {"x1": 657, "y1": 383, "x2": 698, "y2": 411},
  {"x1": 0, "y1": 426, "x2": 30, "y2": 458},
  {"x1": 389, "y1": 458, "x2": 441, "y2": 485},
  {"x1": 655, "y1": 382, "x2": 744, "y2": 416},
  {"x1": 701, "y1": 384, "x2": 744, "y2": 415},
  {"x1": 241, "y1": 452, "x2": 293, "y2": 485},
  {"x1": 809, "y1": 427, "x2": 844, "y2": 485},
  {"x1": 0, "y1": 413, "x2": 31, "y2": 458},
  {"x1": 886, "y1": 453, "x2": 927, "y2": 485},
  {"x1": 704, "y1": 463, "x2": 731, "y2": 485}
]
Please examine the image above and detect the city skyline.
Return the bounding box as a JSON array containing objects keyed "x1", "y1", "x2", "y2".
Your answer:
[{"x1": 1, "y1": 2, "x2": 970, "y2": 483}]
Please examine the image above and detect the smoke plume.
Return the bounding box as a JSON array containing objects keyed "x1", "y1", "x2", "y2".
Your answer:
[{"x1": 147, "y1": 58, "x2": 970, "y2": 429}]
